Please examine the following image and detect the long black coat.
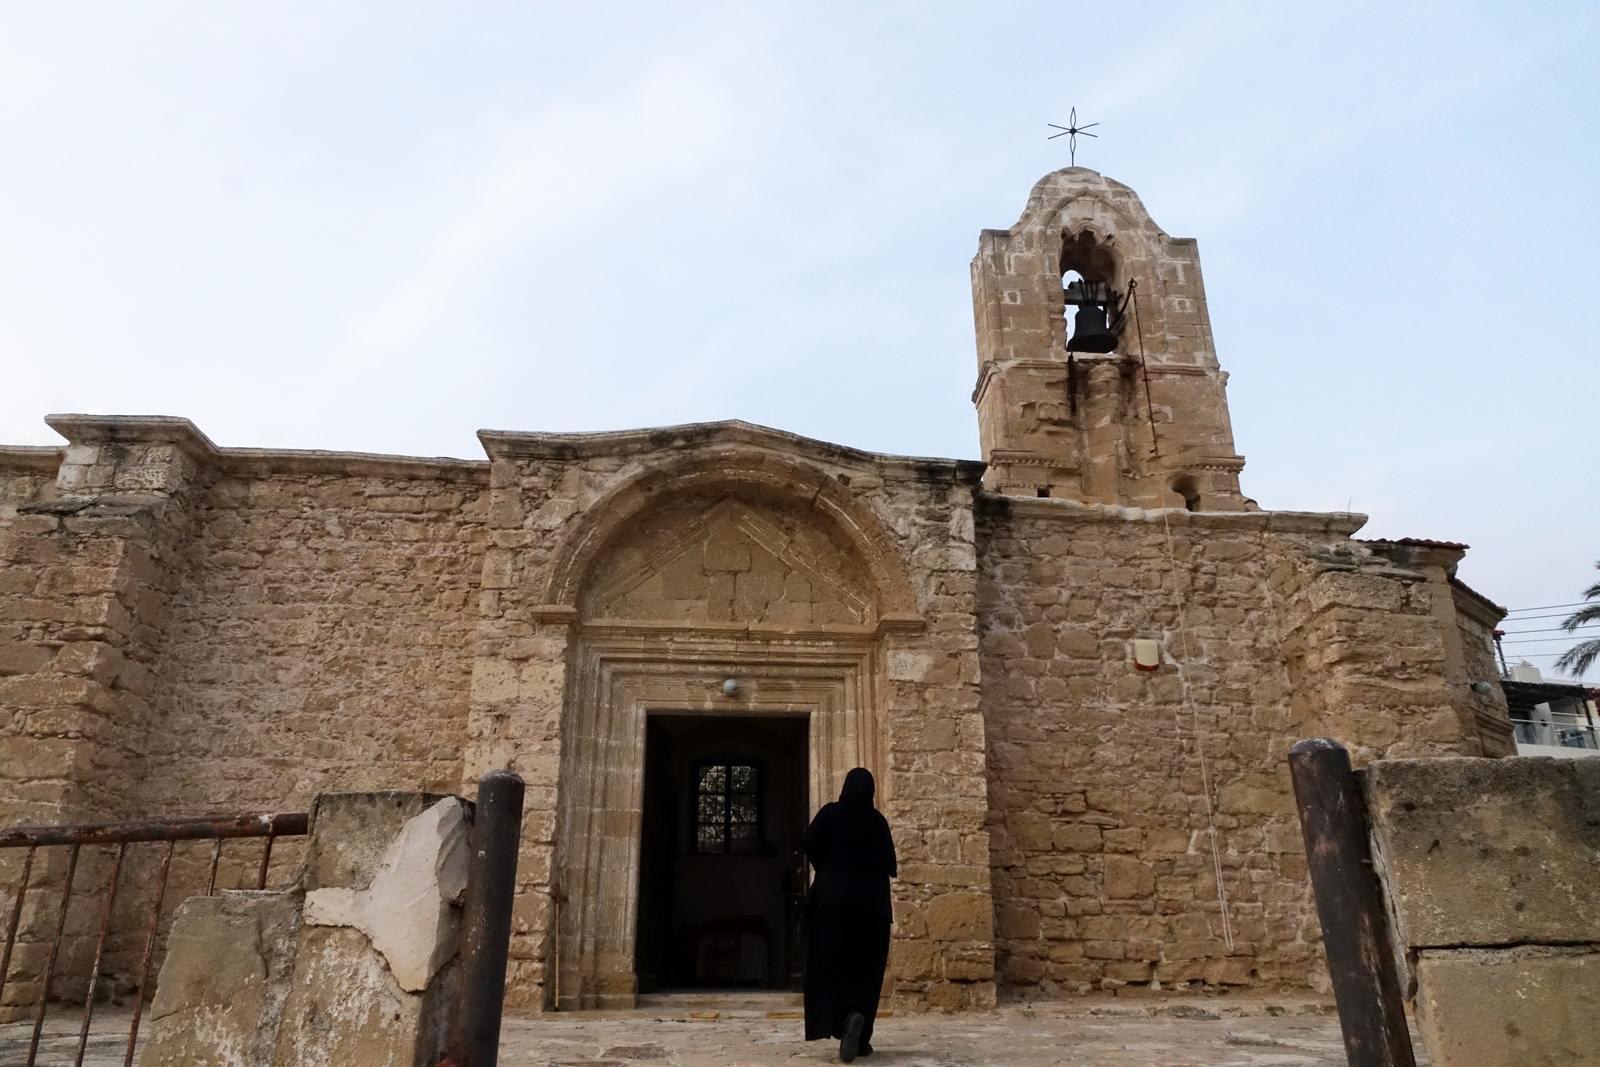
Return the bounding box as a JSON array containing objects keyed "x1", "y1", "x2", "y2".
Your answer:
[{"x1": 800, "y1": 768, "x2": 896, "y2": 1044}]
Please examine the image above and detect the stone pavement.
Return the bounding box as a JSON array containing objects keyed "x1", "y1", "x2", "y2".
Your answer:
[
  {"x1": 499, "y1": 995, "x2": 1432, "y2": 1067},
  {"x1": 0, "y1": 996, "x2": 1432, "y2": 1066},
  {"x1": 0, "y1": 1007, "x2": 137, "y2": 1067}
]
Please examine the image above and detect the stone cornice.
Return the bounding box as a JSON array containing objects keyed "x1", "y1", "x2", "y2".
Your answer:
[
  {"x1": 1164, "y1": 453, "x2": 1247, "y2": 473},
  {"x1": 0, "y1": 446, "x2": 64, "y2": 474},
  {"x1": 530, "y1": 604, "x2": 580, "y2": 625},
  {"x1": 213, "y1": 448, "x2": 487, "y2": 482},
  {"x1": 972, "y1": 356, "x2": 1220, "y2": 405},
  {"x1": 976, "y1": 357, "x2": 1219, "y2": 376},
  {"x1": 46, "y1": 414, "x2": 222, "y2": 462},
  {"x1": 981, "y1": 492, "x2": 1369, "y2": 537},
  {"x1": 43, "y1": 414, "x2": 488, "y2": 483},
  {"x1": 1361, "y1": 539, "x2": 1468, "y2": 573},
  {"x1": 36, "y1": 414, "x2": 980, "y2": 489},
  {"x1": 478, "y1": 419, "x2": 985, "y2": 486}
]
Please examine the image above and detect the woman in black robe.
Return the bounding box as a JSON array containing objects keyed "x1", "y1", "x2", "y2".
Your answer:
[{"x1": 800, "y1": 767, "x2": 896, "y2": 1063}]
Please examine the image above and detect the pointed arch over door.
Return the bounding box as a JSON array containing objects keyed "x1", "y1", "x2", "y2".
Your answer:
[{"x1": 539, "y1": 446, "x2": 920, "y2": 626}]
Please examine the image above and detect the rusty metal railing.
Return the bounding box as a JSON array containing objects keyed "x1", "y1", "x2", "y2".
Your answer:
[{"x1": 0, "y1": 811, "x2": 308, "y2": 1067}]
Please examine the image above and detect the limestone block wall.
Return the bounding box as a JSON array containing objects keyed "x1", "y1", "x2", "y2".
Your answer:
[
  {"x1": 0, "y1": 446, "x2": 66, "y2": 823},
  {"x1": 1269, "y1": 537, "x2": 1511, "y2": 763},
  {"x1": 976, "y1": 497, "x2": 1508, "y2": 999},
  {"x1": 0, "y1": 420, "x2": 490, "y2": 1009},
  {"x1": 1453, "y1": 584, "x2": 1504, "y2": 699},
  {"x1": 0, "y1": 426, "x2": 218, "y2": 1008},
  {"x1": 1, "y1": 418, "x2": 491, "y2": 828},
  {"x1": 135, "y1": 459, "x2": 489, "y2": 820},
  {"x1": 0, "y1": 432, "x2": 197, "y2": 831},
  {"x1": 0, "y1": 449, "x2": 59, "y2": 513}
]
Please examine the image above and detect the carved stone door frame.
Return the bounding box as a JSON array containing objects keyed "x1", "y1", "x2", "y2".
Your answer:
[{"x1": 552, "y1": 626, "x2": 881, "y2": 1010}]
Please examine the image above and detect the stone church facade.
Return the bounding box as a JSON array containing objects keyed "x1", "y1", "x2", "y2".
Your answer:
[{"x1": 0, "y1": 168, "x2": 1512, "y2": 1013}]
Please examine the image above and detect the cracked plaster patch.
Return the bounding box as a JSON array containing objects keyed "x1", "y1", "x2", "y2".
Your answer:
[{"x1": 304, "y1": 797, "x2": 470, "y2": 992}]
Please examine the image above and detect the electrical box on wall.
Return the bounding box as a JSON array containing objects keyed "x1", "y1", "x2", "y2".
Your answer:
[{"x1": 1131, "y1": 639, "x2": 1161, "y2": 672}]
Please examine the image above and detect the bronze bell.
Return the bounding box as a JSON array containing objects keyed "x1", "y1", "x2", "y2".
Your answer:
[{"x1": 1066, "y1": 300, "x2": 1117, "y2": 353}]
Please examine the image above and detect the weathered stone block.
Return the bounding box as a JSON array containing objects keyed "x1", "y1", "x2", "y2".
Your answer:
[
  {"x1": 925, "y1": 892, "x2": 992, "y2": 941},
  {"x1": 140, "y1": 790, "x2": 472, "y2": 1065},
  {"x1": 1102, "y1": 856, "x2": 1155, "y2": 899},
  {"x1": 1365, "y1": 757, "x2": 1600, "y2": 947},
  {"x1": 302, "y1": 791, "x2": 458, "y2": 892},
  {"x1": 138, "y1": 892, "x2": 302, "y2": 1067},
  {"x1": 1101, "y1": 827, "x2": 1142, "y2": 852},
  {"x1": 1414, "y1": 946, "x2": 1600, "y2": 1067},
  {"x1": 304, "y1": 797, "x2": 470, "y2": 991},
  {"x1": 1052, "y1": 823, "x2": 1101, "y2": 852},
  {"x1": 995, "y1": 904, "x2": 1040, "y2": 940},
  {"x1": 1216, "y1": 781, "x2": 1290, "y2": 816},
  {"x1": 272, "y1": 926, "x2": 457, "y2": 1067},
  {"x1": 0, "y1": 644, "x2": 53, "y2": 676},
  {"x1": 1102, "y1": 959, "x2": 1153, "y2": 983},
  {"x1": 941, "y1": 949, "x2": 995, "y2": 981},
  {"x1": 890, "y1": 938, "x2": 936, "y2": 980}
]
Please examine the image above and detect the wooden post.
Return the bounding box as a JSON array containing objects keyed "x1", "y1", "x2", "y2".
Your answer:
[{"x1": 1288, "y1": 738, "x2": 1415, "y2": 1067}]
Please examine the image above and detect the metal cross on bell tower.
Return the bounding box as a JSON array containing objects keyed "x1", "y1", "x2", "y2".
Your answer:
[{"x1": 1047, "y1": 108, "x2": 1099, "y2": 167}]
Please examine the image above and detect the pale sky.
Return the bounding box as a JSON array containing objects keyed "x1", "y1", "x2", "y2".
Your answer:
[{"x1": 1, "y1": 2, "x2": 1596, "y2": 676}]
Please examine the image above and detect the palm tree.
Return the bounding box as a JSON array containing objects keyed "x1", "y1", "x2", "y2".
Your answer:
[{"x1": 1554, "y1": 562, "x2": 1600, "y2": 678}]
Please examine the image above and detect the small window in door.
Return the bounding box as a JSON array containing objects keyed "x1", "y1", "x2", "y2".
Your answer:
[{"x1": 694, "y1": 762, "x2": 761, "y2": 854}]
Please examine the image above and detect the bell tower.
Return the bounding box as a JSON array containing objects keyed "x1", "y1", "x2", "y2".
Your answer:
[{"x1": 971, "y1": 168, "x2": 1249, "y2": 510}]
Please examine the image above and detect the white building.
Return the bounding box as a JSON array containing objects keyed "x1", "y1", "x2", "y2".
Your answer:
[{"x1": 1503, "y1": 663, "x2": 1600, "y2": 758}]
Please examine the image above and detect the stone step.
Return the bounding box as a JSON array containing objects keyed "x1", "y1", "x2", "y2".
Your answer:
[{"x1": 636, "y1": 991, "x2": 804, "y2": 1011}]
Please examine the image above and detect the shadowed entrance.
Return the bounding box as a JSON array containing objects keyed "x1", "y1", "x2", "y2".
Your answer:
[{"x1": 635, "y1": 713, "x2": 809, "y2": 993}]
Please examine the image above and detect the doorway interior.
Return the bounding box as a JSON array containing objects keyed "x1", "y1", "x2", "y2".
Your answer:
[{"x1": 634, "y1": 712, "x2": 809, "y2": 993}]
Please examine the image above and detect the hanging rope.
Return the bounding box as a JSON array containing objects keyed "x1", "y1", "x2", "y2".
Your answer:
[
  {"x1": 1130, "y1": 283, "x2": 1236, "y2": 953},
  {"x1": 1130, "y1": 280, "x2": 1160, "y2": 460}
]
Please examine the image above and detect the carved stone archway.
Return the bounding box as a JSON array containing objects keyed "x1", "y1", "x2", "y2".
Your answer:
[
  {"x1": 540, "y1": 445, "x2": 919, "y2": 622},
  {"x1": 549, "y1": 471, "x2": 915, "y2": 1009}
]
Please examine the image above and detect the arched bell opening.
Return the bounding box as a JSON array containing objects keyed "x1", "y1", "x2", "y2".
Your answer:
[
  {"x1": 1059, "y1": 231, "x2": 1126, "y2": 356},
  {"x1": 1059, "y1": 229, "x2": 1119, "y2": 289}
]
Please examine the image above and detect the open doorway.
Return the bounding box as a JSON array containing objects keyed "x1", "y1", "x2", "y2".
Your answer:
[{"x1": 635, "y1": 713, "x2": 809, "y2": 993}]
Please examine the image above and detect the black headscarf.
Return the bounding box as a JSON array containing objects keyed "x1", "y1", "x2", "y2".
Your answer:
[
  {"x1": 839, "y1": 767, "x2": 875, "y2": 806},
  {"x1": 800, "y1": 767, "x2": 897, "y2": 919}
]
